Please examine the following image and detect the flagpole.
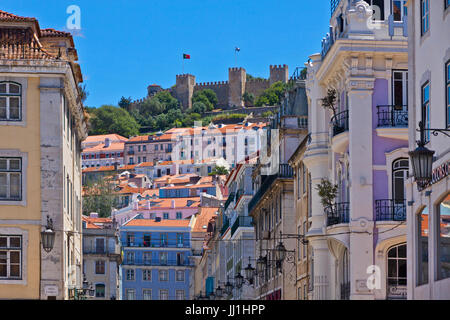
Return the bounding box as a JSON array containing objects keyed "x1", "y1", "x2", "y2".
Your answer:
[{"x1": 182, "y1": 55, "x2": 184, "y2": 74}]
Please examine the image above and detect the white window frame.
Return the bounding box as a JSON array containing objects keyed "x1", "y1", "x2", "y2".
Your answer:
[
  {"x1": 0, "y1": 150, "x2": 27, "y2": 206},
  {"x1": 0, "y1": 157, "x2": 22, "y2": 202},
  {"x1": 0, "y1": 229, "x2": 27, "y2": 285},
  {"x1": 143, "y1": 269, "x2": 152, "y2": 281},
  {"x1": 159, "y1": 289, "x2": 169, "y2": 300},
  {"x1": 0, "y1": 78, "x2": 27, "y2": 127},
  {"x1": 176, "y1": 290, "x2": 185, "y2": 300},
  {"x1": 126, "y1": 269, "x2": 135, "y2": 281},
  {"x1": 126, "y1": 288, "x2": 136, "y2": 300},
  {"x1": 143, "y1": 289, "x2": 152, "y2": 300},
  {"x1": 159, "y1": 269, "x2": 168, "y2": 281},
  {"x1": 176, "y1": 270, "x2": 185, "y2": 282}
]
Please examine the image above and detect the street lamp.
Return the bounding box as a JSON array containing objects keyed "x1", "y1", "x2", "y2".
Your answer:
[
  {"x1": 235, "y1": 273, "x2": 244, "y2": 289},
  {"x1": 209, "y1": 292, "x2": 216, "y2": 300},
  {"x1": 244, "y1": 259, "x2": 255, "y2": 284},
  {"x1": 409, "y1": 121, "x2": 450, "y2": 190},
  {"x1": 275, "y1": 232, "x2": 287, "y2": 263},
  {"x1": 256, "y1": 255, "x2": 267, "y2": 275},
  {"x1": 215, "y1": 285, "x2": 223, "y2": 298},
  {"x1": 41, "y1": 215, "x2": 55, "y2": 253},
  {"x1": 225, "y1": 278, "x2": 234, "y2": 295}
]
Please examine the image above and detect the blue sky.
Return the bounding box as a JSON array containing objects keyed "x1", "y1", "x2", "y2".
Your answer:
[{"x1": 2, "y1": 0, "x2": 330, "y2": 108}]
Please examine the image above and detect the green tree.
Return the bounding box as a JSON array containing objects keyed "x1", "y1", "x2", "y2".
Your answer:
[
  {"x1": 82, "y1": 177, "x2": 116, "y2": 218},
  {"x1": 255, "y1": 81, "x2": 287, "y2": 107},
  {"x1": 243, "y1": 92, "x2": 255, "y2": 106},
  {"x1": 315, "y1": 178, "x2": 338, "y2": 210},
  {"x1": 88, "y1": 105, "x2": 140, "y2": 137},
  {"x1": 191, "y1": 101, "x2": 208, "y2": 114},
  {"x1": 320, "y1": 89, "x2": 338, "y2": 119},
  {"x1": 118, "y1": 96, "x2": 133, "y2": 111},
  {"x1": 208, "y1": 166, "x2": 229, "y2": 176},
  {"x1": 192, "y1": 91, "x2": 213, "y2": 111}
]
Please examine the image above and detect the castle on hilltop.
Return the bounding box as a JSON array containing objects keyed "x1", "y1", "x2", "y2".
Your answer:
[{"x1": 134, "y1": 65, "x2": 289, "y2": 110}]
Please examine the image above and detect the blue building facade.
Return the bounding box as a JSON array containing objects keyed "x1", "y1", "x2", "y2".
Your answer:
[{"x1": 119, "y1": 216, "x2": 193, "y2": 300}]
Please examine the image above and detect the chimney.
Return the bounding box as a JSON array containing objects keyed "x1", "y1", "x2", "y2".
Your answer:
[
  {"x1": 105, "y1": 138, "x2": 111, "y2": 148},
  {"x1": 90, "y1": 212, "x2": 99, "y2": 218}
]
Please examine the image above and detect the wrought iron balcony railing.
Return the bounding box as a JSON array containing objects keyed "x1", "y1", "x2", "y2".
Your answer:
[
  {"x1": 325, "y1": 202, "x2": 350, "y2": 226},
  {"x1": 290, "y1": 67, "x2": 307, "y2": 81},
  {"x1": 330, "y1": 110, "x2": 349, "y2": 137},
  {"x1": 122, "y1": 259, "x2": 194, "y2": 267},
  {"x1": 220, "y1": 218, "x2": 230, "y2": 235},
  {"x1": 224, "y1": 192, "x2": 236, "y2": 211},
  {"x1": 248, "y1": 164, "x2": 294, "y2": 214},
  {"x1": 376, "y1": 105, "x2": 408, "y2": 128},
  {"x1": 375, "y1": 199, "x2": 406, "y2": 221},
  {"x1": 230, "y1": 216, "x2": 254, "y2": 237}
]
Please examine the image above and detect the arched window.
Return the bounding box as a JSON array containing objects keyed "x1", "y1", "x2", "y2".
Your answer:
[
  {"x1": 387, "y1": 243, "x2": 407, "y2": 299},
  {"x1": 0, "y1": 82, "x2": 21, "y2": 121},
  {"x1": 437, "y1": 194, "x2": 450, "y2": 280},
  {"x1": 417, "y1": 206, "x2": 429, "y2": 285}
]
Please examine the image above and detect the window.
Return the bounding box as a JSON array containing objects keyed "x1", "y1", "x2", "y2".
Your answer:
[
  {"x1": 126, "y1": 289, "x2": 135, "y2": 300},
  {"x1": 303, "y1": 221, "x2": 307, "y2": 259},
  {"x1": 387, "y1": 243, "x2": 407, "y2": 297},
  {"x1": 446, "y1": 61, "x2": 450, "y2": 128},
  {"x1": 367, "y1": 0, "x2": 385, "y2": 20},
  {"x1": 0, "y1": 158, "x2": 22, "y2": 201},
  {"x1": 176, "y1": 290, "x2": 185, "y2": 300},
  {"x1": 421, "y1": 0, "x2": 430, "y2": 35},
  {"x1": 126, "y1": 269, "x2": 135, "y2": 281},
  {"x1": 422, "y1": 82, "x2": 430, "y2": 142},
  {"x1": 143, "y1": 289, "x2": 152, "y2": 300},
  {"x1": 143, "y1": 234, "x2": 151, "y2": 247},
  {"x1": 446, "y1": 0, "x2": 450, "y2": 9},
  {"x1": 143, "y1": 157, "x2": 147, "y2": 163},
  {"x1": 437, "y1": 194, "x2": 450, "y2": 280},
  {"x1": 176, "y1": 270, "x2": 185, "y2": 282},
  {"x1": 163, "y1": 213, "x2": 169, "y2": 220},
  {"x1": 392, "y1": 0, "x2": 407, "y2": 21},
  {"x1": 138, "y1": 146, "x2": 141, "y2": 152},
  {"x1": 161, "y1": 233, "x2": 168, "y2": 247},
  {"x1": 95, "y1": 238, "x2": 105, "y2": 253},
  {"x1": 95, "y1": 261, "x2": 105, "y2": 274},
  {"x1": 176, "y1": 212, "x2": 182, "y2": 220},
  {"x1": 159, "y1": 270, "x2": 168, "y2": 281},
  {"x1": 297, "y1": 167, "x2": 301, "y2": 199},
  {"x1": 143, "y1": 269, "x2": 152, "y2": 281},
  {"x1": 159, "y1": 289, "x2": 169, "y2": 300},
  {"x1": 155, "y1": 145, "x2": 158, "y2": 151},
  {"x1": 176, "y1": 233, "x2": 184, "y2": 246},
  {"x1": 392, "y1": 159, "x2": 409, "y2": 213},
  {"x1": 0, "y1": 236, "x2": 21, "y2": 279},
  {"x1": 159, "y1": 252, "x2": 168, "y2": 265},
  {"x1": 127, "y1": 233, "x2": 135, "y2": 246},
  {"x1": 143, "y1": 252, "x2": 151, "y2": 264},
  {"x1": 298, "y1": 226, "x2": 302, "y2": 261},
  {"x1": 95, "y1": 284, "x2": 105, "y2": 298},
  {"x1": 417, "y1": 206, "x2": 429, "y2": 285},
  {"x1": 0, "y1": 82, "x2": 21, "y2": 121},
  {"x1": 126, "y1": 252, "x2": 134, "y2": 264}
]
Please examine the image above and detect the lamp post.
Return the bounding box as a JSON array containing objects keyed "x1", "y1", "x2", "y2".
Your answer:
[
  {"x1": 215, "y1": 285, "x2": 224, "y2": 298},
  {"x1": 409, "y1": 121, "x2": 450, "y2": 190},
  {"x1": 41, "y1": 215, "x2": 55, "y2": 253}
]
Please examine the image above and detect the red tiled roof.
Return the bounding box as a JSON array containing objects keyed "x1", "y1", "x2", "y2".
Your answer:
[
  {"x1": 41, "y1": 28, "x2": 72, "y2": 37},
  {"x1": 83, "y1": 134, "x2": 128, "y2": 144},
  {"x1": 0, "y1": 10, "x2": 37, "y2": 22},
  {"x1": 136, "y1": 162, "x2": 155, "y2": 168},
  {"x1": 83, "y1": 142, "x2": 125, "y2": 153},
  {"x1": 125, "y1": 219, "x2": 191, "y2": 228},
  {"x1": 82, "y1": 166, "x2": 116, "y2": 173},
  {"x1": 192, "y1": 207, "x2": 219, "y2": 233},
  {"x1": 137, "y1": 197, "x2": 200, "y2": 210}
]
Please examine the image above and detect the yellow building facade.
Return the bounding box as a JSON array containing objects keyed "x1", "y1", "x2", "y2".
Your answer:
[{"x1": 0, "y1": 11, "x2": 87, "y2": 299}]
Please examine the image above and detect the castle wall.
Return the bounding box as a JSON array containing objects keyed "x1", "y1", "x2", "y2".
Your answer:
[
  {"x1": 193, "y1": 81, "x2": 229, "y2": 108},
  {"x1": 245, "y1": 79, "x2": 270, "y2": 99}
]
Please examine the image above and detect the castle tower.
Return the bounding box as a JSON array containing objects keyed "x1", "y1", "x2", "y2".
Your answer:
[
  {"x1": 228, "y1": 67, "x2": 246, "y2": 108},
  {"x1": 173, "y1": 74, "x2": 196, "y2": 109},
  {"x1": 269, "y1": 64, "x2": 289, "y2": 85}
]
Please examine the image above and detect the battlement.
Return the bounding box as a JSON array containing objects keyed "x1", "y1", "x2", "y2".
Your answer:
[
  {"x1": 176, "y1": 73, "x2": 195, "y2": 79},
  {"x1": 246, "y1": 78, "x2": 269, "y2": 83},
  {"x1": 195, "y1": 81, "x2": 229, "y2": 87},
  {"x1": 229, "y1": 67, "x2": 245, "y2": 72},
  {"x1": 270, "y1": 64, "x2": 288, "y2": 70}
]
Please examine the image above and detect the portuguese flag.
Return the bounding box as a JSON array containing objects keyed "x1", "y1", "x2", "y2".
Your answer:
[{"x1": 183, "y1": 53, "x2": 191, "y2": 59}]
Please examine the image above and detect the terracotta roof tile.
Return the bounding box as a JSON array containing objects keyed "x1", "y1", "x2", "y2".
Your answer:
[
  {"x1": 192, "y1": 207, "x2": 219, "y2": 233},
  {"x1": 83, "y1": 142, "x2": 125, "y2": 153},
  {"x1": 84, "y1": 134, "x2": 128, "y2": 144},
  {"x1": 125, "y1": 219, "x2": 191, "y2": 227},
  {"x1": 0, "y1": 10, "x2": 36, "y2": 22}
]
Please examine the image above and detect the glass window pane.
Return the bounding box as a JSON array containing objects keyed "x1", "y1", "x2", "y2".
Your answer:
[
  {"x1": 438, "y1": 195, "x2": 450, "y2": 280},
  {"x1": 0, "y1": 84, "x2": 6, "y2": 94},
  {"x1": 388, "y1": 259, "x2": 397, "y2": 277},
  {"x1": 398, "y1": 259, "x2": 407, "y2": 278},
  {"x1": 398, "y1": 244, "x2": 406, "y2": 258},
  {"x1": 0, "y1": 173, "x2": 7, "y2": 198},
  {"x1": 9, "y1": 84, "x2": 20, "y2": 94},
  {"x1": 0, "y1": 159, "x2": 6, "y2": 170},
  {"x1": 10, "y1": 251, "x2": 20, "y2": 263},
  {"x1": 9, "y1": 159, "x2": 20, "y2": 171},
  {"x1": 9, "y1": 237, "x2": 20, "y2": 248},
  {"x1": 9, "y1": 98, "x2": 20, "y2": 119},
  {"x1": 10, "y1": 264, "x2": 20, "y2": 277},
  {"x1": 10, "y1": 173, "x2": 21, "y2": 199},
  {"x1": 418, "y1": 207, "x2": 429, "y2": 285},
  {"x1": 0, "y1": 98, "x2": 6, "y2": 119},
  {"x1": 0, "y1": 238, "x2": 6, "y2": 247},
  {"x1": 0, "y1": 264, "x2": 6, "y2": 277},
  {"x1": 0, "y1": 251, "x2": 6, "y2": 263}
]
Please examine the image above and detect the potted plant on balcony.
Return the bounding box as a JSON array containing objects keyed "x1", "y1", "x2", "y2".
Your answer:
[
  {"x1": 320, "y1": 89, "x2": 342, "y2": 135},
  {"x1": 316, "y1": 178, "x2": 338, "y2": 224}
]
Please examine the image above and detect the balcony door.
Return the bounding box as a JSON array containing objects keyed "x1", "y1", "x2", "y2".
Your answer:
[
  {"x1": 392, "y1": 158, "x2": 408, "y2": 220},
  {"x1": 387, "y1": 243, "x2": 407, "y2": 299},
  {"x1": 392, "y1": 71, "x2": 408, "y2": 108}
]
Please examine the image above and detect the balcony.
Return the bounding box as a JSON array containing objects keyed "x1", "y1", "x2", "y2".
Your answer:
[
  {"x1": 248, "y1": 164, "x2": 294, "y2": 214},
  {"x1": 330, "y1": 110, "x2": 349, "y2": 153},
  {"x1": 127, "y1": 150, "x2": 135, "y2": 155},
  {"x1": 220, "y1": 217, "x2": 230, "y2": 235},
  {"x1": 375, "y1": 199, "x2": 406, "y2": 222},
  {"x1": 376, "y1": 105, "x2": 408, "y2": 140},
  {"x1": 325, "y1": 202, "x2": 350, "y2": 227},
  {"x1": 230, "y1": 216, "x2": 254, "y2": 237},
  {"x1": 224, "y1": 192, "x2": 236, "y2": 211},
  {"x1": 123, "y1": 241, "x2": 189, "y2": 249},
  {"x1": 122, "y1": 259, "x2": 194, "y2": 267}
]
